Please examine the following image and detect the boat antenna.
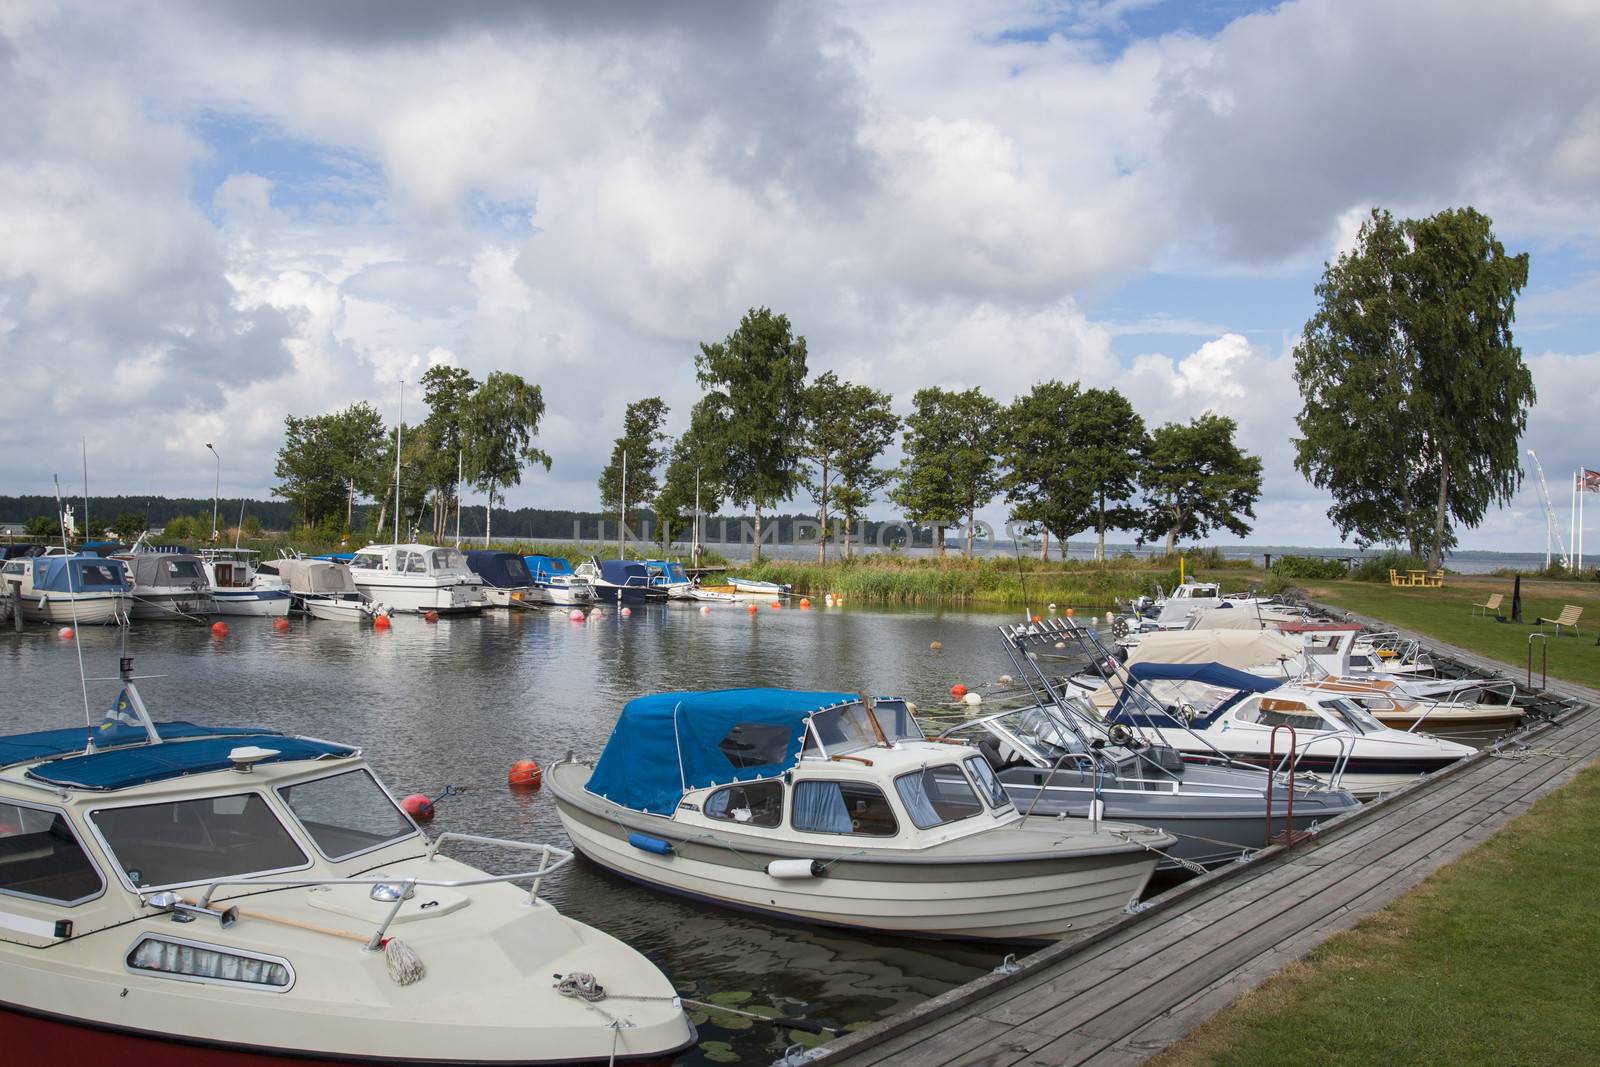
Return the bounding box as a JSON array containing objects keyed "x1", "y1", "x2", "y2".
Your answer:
[
  {"x1": 234, "y1": 498, "x2": 246, "y2": 549},
  {"x1": 393, "y1": 379, "x2": 404, "y2": 545},
  {"x1": 81, "y1": 436, "x2": 90, "y2": 544},
  {"x1": 53, "y1": 475, "x2": 94, "y2": 744},
  {"x1": 1011, "y1": 527, "x2": 1032, "y2": 624}
]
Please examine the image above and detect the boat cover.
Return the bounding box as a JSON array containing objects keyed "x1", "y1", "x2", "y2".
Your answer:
[
  {"x1": 586, "y1": 689, "x2": 857, "y2": 815},
  {"x1": 264, "y1": 559, "x2": 358, "y2": 595},
  {"x1": 524, "y1": 555, "x2": 578, "y2": 582},
  {"x1": 121, "y1": 552, "x2": 209, "y2": 589},
  {"x1": 0, "y1": 721, "x2": 266, "y2": 769},
  {"x1": 599, "y1": 559, "x2": 650, "y2": 586},
  {"x1": 1107, "y1": 661, "x2": 1281, "y2": 728},
  {"x1": 1126, "y1": 630, "x2": 1301, "y2": 670},
  {"x1": 27, "y1": 734, "x2": 357, "y2": 790},
  {"x1": 28, "y1": 555, "x2": 129, "y2": 592},
  {"x1": 465, "y1": 550, "x2": 533, "y2": 588}
]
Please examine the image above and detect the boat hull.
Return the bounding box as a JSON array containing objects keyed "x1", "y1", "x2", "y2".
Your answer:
[
  {"x1": 18, "y1": 593, "x2": 128, "y2": 625},
  {"x1": 590, "y1": 583, "x2": 654, "y2": 605},
  {"x1": 550, "y1": 763, "x2": 1158, "y2": 941},
  {"x1": 212, "y1": 589, "x2": 291, "y2": 617},
  {"x1": 303, "y1": 596, "x2": 370, "y2": 622},
  {"x1": 129, "y1": 590, "x2": 218, "y2": 620},
  {"x1": 350, "y1": 579, "x2": 483, "y2": 615}
]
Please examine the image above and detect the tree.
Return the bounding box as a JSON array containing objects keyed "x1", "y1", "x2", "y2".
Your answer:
[
  {"x1": 1294, "y1": 207, "x2": 1534, "y2": 568},
  {"x1": 800, "y1": 373, "x2": 898, "y2": 562},
  {"x1": 372, "y1": 422, "x2": 438, "y2": 542},
  {"x1": 890, "y1": 386, "x2": 1002, "y2": 559},
  {"x1": 694, "y1": 307, "x2": 809, "y2": 562},
  {"x1": 464, "y1": 371, "x2": 551, "y2": 546},
  {"x1": 325, "y1": 402, "x2": 389, "y2": 534},
  {"x1": 1001, "y1": 381, "x2": 1096, "y2": 560},
  {"x1": 23, "y1": 515, "x2": 60, "y2": 539},
  {"x1": 598, "y1": 397, "x2": 670, "y2": 540},
  {"x1": 1074, "y1": 388, "x2": 1147, "y2": 560},
  {"x1": 273, "y1": 414, "x2": 345, "y2": 528},
  {"x1": 1138, "y1": 414, "x2": 1262, "y2": 553},
  {"x1": 655, "y1": 399, "x2": 726, "y2": 556},
  {"x1": 109, "y1": 512, "x2": 147, "y2": 542},
  {"x1": 420, "y1": 365, "x2": 478, "y2": 541}
]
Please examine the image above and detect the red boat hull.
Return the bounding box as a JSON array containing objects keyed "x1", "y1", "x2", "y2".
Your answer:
[{"x1": 1, "y1": 1001, "x2": 683, "y2": 1066}]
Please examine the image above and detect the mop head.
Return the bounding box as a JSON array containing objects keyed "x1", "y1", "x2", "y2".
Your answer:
[{"x1": 383, "y1": 938, "x2": 426, "y2": 985}]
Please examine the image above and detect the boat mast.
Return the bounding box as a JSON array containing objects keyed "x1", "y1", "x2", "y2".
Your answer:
[
  {"x1": 454, "y1": 447, "x2": 463, "y2": 549},
  {"x1": 81, "y1": 436, "x2": 89, "y2": 544},
  {"x1": 692, "y1": 466, "x2": 700, "y2": 568},
  {"x1": 618, "y1": 449, "x2": 627, "y2": 559},
  {"x1": 393, "y1": 379, "x2": 404, "y2": 545}
]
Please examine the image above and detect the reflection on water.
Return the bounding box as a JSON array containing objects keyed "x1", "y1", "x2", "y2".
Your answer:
[{"x1": 0, "y1": 601, "x2": 1035, "y2": 1064}]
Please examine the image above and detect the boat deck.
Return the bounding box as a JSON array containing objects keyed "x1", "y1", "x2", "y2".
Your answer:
[{"x1": 815, "y1": 623, "x2": 1600, "y2": 1067}]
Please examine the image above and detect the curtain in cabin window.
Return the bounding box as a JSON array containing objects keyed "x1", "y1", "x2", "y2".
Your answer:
[
  {"x1": 893, "y1": 773, "x2": 944, "y2": 829},
  {"x1": 792, "y1": 781, "x2": 852, "y2": 833},
  {"x1": 128, "y1": 938, "x2": 289, "y2": 987}
]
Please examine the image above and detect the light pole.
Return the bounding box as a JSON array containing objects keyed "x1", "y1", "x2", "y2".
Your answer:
[{"x1": 205, "y1": 443, "x2": 220, "y2": 543}]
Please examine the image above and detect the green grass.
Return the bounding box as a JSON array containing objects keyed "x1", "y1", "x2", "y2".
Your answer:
[
  {"x1": 1153, "y1": 762, "x2": 1600, "y2": 1067},
  {"x1": 1302, "y1": 576, "x2": 1600, "y2": 690}
]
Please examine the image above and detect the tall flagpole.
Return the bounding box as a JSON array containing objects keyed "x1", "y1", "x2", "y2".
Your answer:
[
  {"x1": 1581, "y1": 471, "x2": 1587, "y2": 573},
  {"x1": 1572, "y1": 472, "x2": 1578, "y2": 572},
  {"x1": 393, "y1": 380, "x2": 404, "y2": 545}
]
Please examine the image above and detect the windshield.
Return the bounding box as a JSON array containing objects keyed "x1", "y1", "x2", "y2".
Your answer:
[
  {"x1": 1324, "y1": 699, "x2": 1386, "y2": 735},
  {"x1": 351, "y1": 553, "x2": 384, "y2": 570},
  {"x1": 894, "y1": 766, "x2": 983, "y2": 830},
  {"x1": 90, "y1": 794, "x2": 308, "y2": 890},
  {"x1": 964, "y1": 756, "x2": 1011, "y2": 810},
  {"x1": 807, "y1": 700, "x2": 922, "y2": 755},
  {"x1": 279, "y1": 770, "x2": 414, "y2": 859},
  {"x1": 1003, "y1": 707, "x2": 1085, "y2": 761}
]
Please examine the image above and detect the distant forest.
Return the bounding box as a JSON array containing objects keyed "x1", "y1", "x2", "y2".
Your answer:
[{"x1": 0, "y1": 495, "x2": 904, "y2": 545}]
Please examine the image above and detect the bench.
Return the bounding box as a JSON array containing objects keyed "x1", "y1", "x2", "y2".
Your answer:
[
  {"x1": 1536, "y1": 605, "x2": 1583, "y2": 636},
  {"x1": 1470, "y1": 592, "x2": 1503, "y2": 618},
  {"x1": 1388, "y1": 569, "x2": 1407, "y2": 588}
]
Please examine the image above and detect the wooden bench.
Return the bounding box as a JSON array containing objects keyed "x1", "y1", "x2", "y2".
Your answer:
[
  {"x1": 1535, "y1": 604, "x2": 1582, "y2": 636},
  {"x1": 1388, "y1": 569, "x2": 1407, "y2": 588},
  {"x1": 1470, "y1": 592, "x2": 1502, "y2": 618},
  {"x1": 1427, "y1": 569, "x2": 1446, "y2": 587}
]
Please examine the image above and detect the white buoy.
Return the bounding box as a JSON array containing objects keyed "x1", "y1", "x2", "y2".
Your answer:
[
  {"x1": 997, "y1": 674, "x2": 1013, "y2": 685},
  {"x1": 590, "y1": 607, "x2": 604, "y2": 618},
  {"x1": 963, "y1": 692, "x2": 982, "y2": 706}
]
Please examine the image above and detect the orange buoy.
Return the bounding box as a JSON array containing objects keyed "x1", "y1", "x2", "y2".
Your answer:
[
  {"x1": 1032, "y1": 615, "x2": 1042, "y2": 623},
  {"x1": 1065, "y1": 607, "x2": 1074, "y2": 617},
  {"x1": 401, "y1": 794, "x2": 435, "y2": 820},
  {"x1": 799, "y1": 598, "x2": 811, "y2": 608},
  {"x1": 746, "y1": 603, "x2": 758, "y2": 613},
  {"x1": 770, "y1": 600, "x2": 782, "y2": 610},
  {"x1": 569, "y1": 609, "x2": 584, "y2": 621},
  {"x1": 373, "y1": 614, "x2": 391, "y2": 630},
  {"x1": 424, "y1": 610, "x2": 439, "y2": 623},
  {"x1": 210, "y1": 621, "x2": 229, "y2": 638},
  {"x1": 57, "y1": 627, "x2": 75, "y2": 640},
  {"x1": 272, "y1": 617, "x2": 290, "y2": 631},
  {"x1": 699, "y1": 605, "x2": 711, "y2": 615},
  {"x1": 951, "y1": 684, "x2": 968, "y2": 699},
  {"x1": 508, "y1": 759, "x2": 543, "y2": 789}
]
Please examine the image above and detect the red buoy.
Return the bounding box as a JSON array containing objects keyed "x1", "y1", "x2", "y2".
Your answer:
[
  {"x1": 799, "y1": 598, "x2": 811, "y2": 608},
  {"x1": 401, "y1": 794, "x2": 435, "y2": 820},
  {"x1": 373, "y1": 614, "x2": 392, "y2": 630},
  {"x1": 508, "y1": 759, "x2": 543, "y2": 789},
  {"x1": 746, "y1": 603, "x2": 758, "y2": 613},
  {"x1": 210, "y1": 621, "x2": 229, "y2": 638},
  {"x1": 424, "y1": 611, "x2": 439, "y2": 623},
  {"x1": 770, "y1": 600, "x2": 782, "y2": 610},
  {"x1": 951, "y1": 684, "x2": 968, "y2": 699},
  {"x1": 57, "y1": 627, "x2": 75, "y2": 640},
  {"x1": 272, "y1": 617, "x2": 290, "y2": 631}
]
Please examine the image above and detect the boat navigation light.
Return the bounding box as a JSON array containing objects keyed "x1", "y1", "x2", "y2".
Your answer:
[{"x1": 227, "y1": 746, "x2": 280, "y2": 773}]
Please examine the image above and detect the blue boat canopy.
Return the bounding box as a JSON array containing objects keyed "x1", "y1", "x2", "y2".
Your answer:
[
  {"x1": 464, "y1": 550, "x2": 532, "y2": 588},
  {"x1": 599, "y1": 559, "x2": 649, "y2": 586},
  {"x1": 644, "y1": 560, "x2": 689, "y2": 584},
  {"x1": 585, "y1": 689, "x2": 858, "y2": 815},
  {"x1": 31, "y1": 555, "x2": 129, "y2": 593},
  {"x1": 27, "y1": 734, "x2": 357, "y2": 790},
  {"x1": 1107, "y1": 661, "x2": 1280, "y2": 728},
  {"x1": 523, "y1": 555, "x2": 577, "y2": 583},
  {"x1": 0, "y1": 721, "x2": 265, "y2": 770}
]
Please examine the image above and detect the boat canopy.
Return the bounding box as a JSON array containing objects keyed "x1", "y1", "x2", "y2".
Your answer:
[
  {"x1": 1126, "y1": 630, "x2": 1301, "y2": 671},
  {"x1": 599, "y1": 559, "x2": 650, "y2": 586},
  {"x1": 465, "y1": 551, "x2": 533, "y2": 588},
  {"x1": 27, "y1": 734, "x2": 357, "y2": 791},
  {"x1": 586, "y1": 689, "x2": 859, "y2": 815},
  {"x1": 1107, "y1": 661, "x2": 1281, "y2": 728},
  {"x1": 29, "y1": 555, "x2": 129, "y2": 593},
  {"x1": 121, "y1": 552, "x2": 209, "y2": 588},
  {"x1": 645, "y1": 560, "x2": 689, "y2": 584},
  {"x1": 0, "y1": 720, "x2": 262, "y2": 770},
  {"x1": 525, "y1": 555, "x2": 578, "y2": 582},
  {"x1": 260, "y1": 559, "x2": 357, "y2": 595}
]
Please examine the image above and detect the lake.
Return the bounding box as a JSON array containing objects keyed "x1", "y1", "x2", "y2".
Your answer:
[{"x1": 1, "y1": 601, "x2": 1049, "y2": 1065}]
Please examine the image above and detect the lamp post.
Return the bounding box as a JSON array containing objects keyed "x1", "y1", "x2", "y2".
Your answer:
[{"x1": 205, "y1": 443, "x2": 220, "y2": 543}]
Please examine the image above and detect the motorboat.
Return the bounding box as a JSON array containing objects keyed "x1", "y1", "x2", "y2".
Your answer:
[
  {"x1": 1101, "y1": 661, "x2": 1475, "y2": 800},
  {"x1": 522, "y1": 555, "x2": 595, "y2": 607},
  {"x1": 0, "y1": 554, "x2": 131, "y2": 626},
  {"x1": 1116, "y1": 580, "x2": 1276, "y2": 641},
  {"x1": 642, "y1": 559, "x2": 734, "y2": 602},
  {"x1": 257, "y1": 559, "x2": 381, "y2": 622},
  {"x1": 1298, "y1": 678, "x2": 1526, "y2": 745},
  {"x1": 199, "y1": 549, "x2": 290, "y2": 618},
  {"x1": 346, "y1": 544, "x2": 485, "y2": 615},
  {"x1": 112, "y1": 542, "x2": 218, "y2": 621},
  {"x1": 549, "y1": 688, "x2": 1172, "y2": 942},
  {"x1": 573, "y1": 558, "x2": 660, "y2": 605},
  {"x1": 0, "y1": 663, "x2": 694, "y2": 1064},
  {"x1": 933, "y1": 625, "x2": 1360, "y2": 869},
  {"x1": 462, "y1": 551, "x2": 536, "y2": 609},
  {"x1": 728, "y1": 576, "x2": 792, "y2": 598}
]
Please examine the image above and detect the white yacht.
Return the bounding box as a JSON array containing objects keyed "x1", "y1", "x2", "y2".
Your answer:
[
  {"x1": 346, "y1": 545, "x2": 485, "y2": 615},
  {"x1": 0, "y1": 554, "x2": 131, "y2": 626},
  {"x1": 200, "y1": 549, "x2": 290, "y2": 618}
]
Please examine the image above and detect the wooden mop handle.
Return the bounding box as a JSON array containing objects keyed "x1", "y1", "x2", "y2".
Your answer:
[{"x1": 179, "y1": 897, "x2": 372, "y2": 945}]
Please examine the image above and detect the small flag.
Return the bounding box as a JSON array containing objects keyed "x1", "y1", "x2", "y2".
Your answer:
[
  {"x1": 1583, "y1": 468, "x2": 1600, "y2": 493},
  {"x1": 98, "y1": 689, "x2": 142, "y2": 735}
]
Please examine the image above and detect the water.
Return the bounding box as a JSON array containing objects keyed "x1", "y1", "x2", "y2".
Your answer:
[{"x1": 0, "y1": 603, "x2": 1038, "y2": 1064}]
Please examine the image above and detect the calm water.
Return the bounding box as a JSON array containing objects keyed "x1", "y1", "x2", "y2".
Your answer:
[{"x1": 0, "y1": 603, "x2": 1041, "y2": 1065}]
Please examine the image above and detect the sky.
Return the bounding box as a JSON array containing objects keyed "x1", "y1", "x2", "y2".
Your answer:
[{"x1": 2, "y1": 0, "x2": 1599, "y2": 552}]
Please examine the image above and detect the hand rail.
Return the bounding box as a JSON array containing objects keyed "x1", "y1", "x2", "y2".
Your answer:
[
  {"x1": 1265, "y1": 725, "x2": 1298, "y2": 845},
  {"x1": 181, "y1": 835, "x2": 574, "y2": 950},
  {"x1": 1527, "y1": 633, "x2": 1548, "y2": 690}
]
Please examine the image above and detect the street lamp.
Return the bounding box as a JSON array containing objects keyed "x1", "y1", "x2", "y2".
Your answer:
[{"x1": 205, "y1": 443, "x2": 220, "y2": 543}]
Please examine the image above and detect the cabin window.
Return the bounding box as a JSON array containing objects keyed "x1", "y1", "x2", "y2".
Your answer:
[
  {"x1": 0, "y1": 801, "x2": 103, "y2": 905},
  {"x1": 90, "y1": 794, "x2": 308, "y2": 890},
  {"x1": 1238, "y1": 700, "x2": 1325, "y2": 732},
  {"x1": 964, "y1": 757, "x2": 1011, "y2": 810},
  {"x1": 703, "y1": 780, "x2": 784, "y2": 828},
  {"x1": 894, "y1": 766, "x2": 983, "y2": 830},
  {"x1": 716, "y1": 723, "x2": 797, "y2": 769},
  {"x1": 792, "y1": 781, "x2": 898, "y2": 836},
  {"x1": 1, "y1": 561, "x2": 22, "y2": 576},
  {"x1": 431, "y1": 549, "x2": 465, "y2": 571},
  {"x1": 127, "y1": 934, "x2": 293, "y2": 990},
  {"x1": 396, "y1": 551, "x2": 425, "y2": 574},
  {"x1": 164, "y1": 560, "x2": 205, "y2": 582},
  {"x1": 352, "y1": 553, "x2": 384, "y2": 571},
  {"x1": 77, "y1": 563, "x2": 124, "y2": 587},
  {"x1": 278, "y1": 770, "x2": 415, "y2": 860}
]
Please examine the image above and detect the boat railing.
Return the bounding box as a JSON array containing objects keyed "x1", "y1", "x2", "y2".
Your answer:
[
  {"x1": 184, "y1": 834, "x2": 574, "y2": 950},
  {"x1": 1271, "y1": 731, "x2": 1351, "y2": 790}
]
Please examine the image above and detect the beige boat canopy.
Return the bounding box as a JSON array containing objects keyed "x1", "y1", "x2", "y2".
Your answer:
[
  {"x1": 1188, "y1": 605, "x2": 1306, "y2": 630},
  {"x1": 1127, "y1": 629, "x2": 1303, "y2": 670},
  {"x1": 264, "y1": 559, "x2": 358, "y2": 595}
]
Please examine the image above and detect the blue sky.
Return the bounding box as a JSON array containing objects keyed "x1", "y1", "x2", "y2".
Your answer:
[{"x1": 3, "y1": 0, "x2": 1599, "y2": 553}]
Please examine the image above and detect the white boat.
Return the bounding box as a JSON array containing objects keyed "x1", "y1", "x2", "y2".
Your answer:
[
  {"x1": 728, "y1": 576, "x2": 792, "y2": 597},
  {"x1": 257, "y1": 559, "x2": 382, "y2": 622},
  {"x1": 0, "y1": 663, "x2": 694, "y2": 1064},
  {"x1": 346, "y1": 544, "x2": 486, "y2": 615},
  {"x1": 522, "y1": 555, "x2": 595, "y2": 607},
  {"x1": 200, "y1": 549, "x2": 290, "y2": 618},
  {"x1": 113, "y1": 544, "x2": 219, "y2": 620},
  {"x1": 550, "y1": 689, "x2": 1171, "y2": 941},
  {"x1": 0, "y1": 554, "x2": 130, "y2": 625}
]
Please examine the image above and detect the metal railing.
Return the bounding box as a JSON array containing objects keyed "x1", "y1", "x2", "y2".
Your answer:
[
  {"x1": 169, "y1": 834, "x2": 573, "y2": 951},
  {"x1": 1527, "y1": 633, "x2": 1548, "y2": 691}
]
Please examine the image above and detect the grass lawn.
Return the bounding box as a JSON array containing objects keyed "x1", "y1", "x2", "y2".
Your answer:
[
  {"x1": 1302, "y1": 575, "x2": 1600, "y2": 690},
  {"x1": 1151, "y1": 761, "x2": 1600, "y2": 1067}
]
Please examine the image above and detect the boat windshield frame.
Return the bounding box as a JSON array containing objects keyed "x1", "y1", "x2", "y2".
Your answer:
[
  {"x1": 1320, "y1": 698, "x2": 1387, "y2": 736},
  {"x1": 803, "y1": 700, "x2": 923, "y2": 758},
  {"x1": 86, "y1": 791, "x2": 313, "y2": 894},
  {"x1": 275, "y1": 768, "x2": 419, "y2": 863}
]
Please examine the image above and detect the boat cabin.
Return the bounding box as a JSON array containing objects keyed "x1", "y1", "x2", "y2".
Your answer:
[
  {"x1": 464, "y1": 551, "x2": 534, "y2": 589},
  {"x1": 523, "y1": 555, "x2": 580, "y2": 584},
  {"x1": 2, "y1": 554, "x2": 130, "y2": 596},
  {"x1": 349, "y1": 544, "x2": 475, "y2": 580}
]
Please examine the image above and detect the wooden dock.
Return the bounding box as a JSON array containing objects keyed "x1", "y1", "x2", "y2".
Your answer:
[{"x1": 815, "y1": 632, "x2": 1600, "y2": 1066}]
